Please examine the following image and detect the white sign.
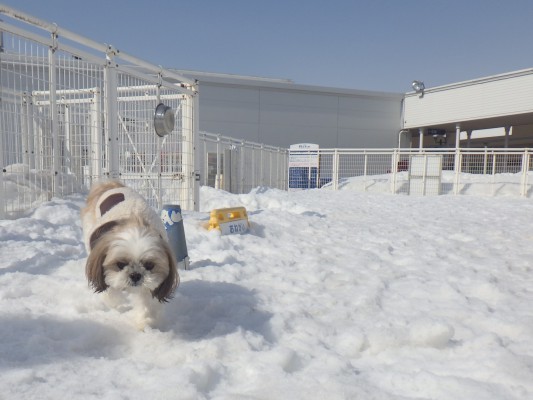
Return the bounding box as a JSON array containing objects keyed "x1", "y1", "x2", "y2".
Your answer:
[
  {"x1": 219, "y1": 220, "x2": 249, "y2": 235},
  {"x1": 289, "y1": 143, "x2": 319, "y2": 168}
]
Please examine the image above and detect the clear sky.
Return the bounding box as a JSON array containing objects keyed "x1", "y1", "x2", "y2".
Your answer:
[{"x1": 2, "y1": 0, "x2": 533, "y2": 93}]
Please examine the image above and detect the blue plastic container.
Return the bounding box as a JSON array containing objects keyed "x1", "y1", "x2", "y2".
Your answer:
[{"x1": 160, "y1": 204, "x2": 189, "y2": 270}]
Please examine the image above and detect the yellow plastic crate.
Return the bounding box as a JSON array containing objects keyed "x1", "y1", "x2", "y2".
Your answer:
[{"x1": 207, "y1": 207, "x2": 250, "y2": 234}]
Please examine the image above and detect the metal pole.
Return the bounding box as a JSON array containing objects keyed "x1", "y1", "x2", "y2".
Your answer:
[
  {"x1": 216, "y1": 134, "x2": 221, "y2": 189},
  {"x1": 21, "y1": 93, "x2": 29, "y2": 167},
  {"x1": 391, "y1": 149, "x2": 398, "y2": 194},
  {"x1": 49, "y1": 32, "x2": 60, "y2": 197},
  {"x1": 453, "y1": 124, "x2": 461, "y2": 195},
  {"x1": 203, "y1": 134, "x2": 207, "y2": 187},
  {"x1": 104, "y1": 48, "x2": 119, "y2": 180},
  {"x1": 483, "y1": 146, "x2": 488, "y2": 175},
  {"x1": 503, "y1": 126, "x2": 511, "y2": 173},
  {"x1": 193, "y1": 93, "x2": 200, "y2": 210},
  {"x1": 90, "y1": 88, "x2": 102, "y2": 183},
  {"x1": 520, "y1": 149, "x2": 528, "y2": 197},
  {"x1": 333, "y1": 149, "x2": 339, "y2": 190},
  {"x1": 27, "y1": 96, "x2": 36, "y2": 169},
  {"x1": 260, "y1": 144, "x2": 264, "y2": 187},
  {"x1": 0, "y1": 105, "x2": 5, "y2": 217},
  {"x1": 491, "y1": 151, "x2": 497, "y2": 196},
  {"x1": 251, "y1": 145, "x2": 256, "y2": 189}
]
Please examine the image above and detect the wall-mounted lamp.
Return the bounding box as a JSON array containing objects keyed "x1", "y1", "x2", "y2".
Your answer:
[{"x1": 412, "y1": 80, "x2": 425, "y2": 97}]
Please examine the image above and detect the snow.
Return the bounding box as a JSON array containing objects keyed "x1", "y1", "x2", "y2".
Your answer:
[{"x1": 1, "y1": 184, "x2": 533, "y2": 399}]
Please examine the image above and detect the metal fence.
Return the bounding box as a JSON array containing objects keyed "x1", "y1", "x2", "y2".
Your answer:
[
  {"x1": 0, "y1": 6, "x2": 198, "y2": 218},
  {"x1": 289, "y1": 148, "x2": 533, "y2": 197},
  {"x1": 198, "y1": 131, "x2": 288, "y2": 193}
]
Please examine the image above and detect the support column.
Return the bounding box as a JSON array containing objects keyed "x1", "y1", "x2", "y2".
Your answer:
[
  {"x1": 504, "y1": 126, "x2": 511, "y2": 149},
  {"x1": 419, "y1": 128, "x2": 425, "y2": 152},
  {"x1": 466, "y1": 130, "x2": 472, "y2": 148},
  {"x1": 455, "y1": 124, "x2": 461, "y2": 149}
]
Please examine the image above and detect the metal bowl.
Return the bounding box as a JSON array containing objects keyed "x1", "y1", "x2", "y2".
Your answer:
[{"x1": 154, "y1": 103, "x2": 175, "y2": 137}]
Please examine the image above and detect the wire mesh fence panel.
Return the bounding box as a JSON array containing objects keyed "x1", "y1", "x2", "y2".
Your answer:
[
  {"x1": 310, "y1": 148, "x2": 533, "y2": 198},
  {"x1": 115, "y1": 73, "x2": 193, "y2": 210},
  {"x1": 0, "y1": 29, "x2": 59, "y2": 215},
  {"x1": 0, "y1": 8, "x2": 198, "y2": 216},
  {"x1": 198, "y1": 132, "x2": 288, "y2": 194}
]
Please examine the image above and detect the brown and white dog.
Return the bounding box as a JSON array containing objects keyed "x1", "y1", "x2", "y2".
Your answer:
[{"x1": 81, "y1": 181, "x2": 178, "y2": 329}]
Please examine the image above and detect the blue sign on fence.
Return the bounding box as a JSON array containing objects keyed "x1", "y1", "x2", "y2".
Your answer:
[{"x1": 288, "y1": 143, "x2": 319, "y2": 190}]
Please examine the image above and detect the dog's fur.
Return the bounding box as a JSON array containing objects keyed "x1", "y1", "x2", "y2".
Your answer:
[{"x1": 81, "y1": 181, "x2": 178, "y2": 329}]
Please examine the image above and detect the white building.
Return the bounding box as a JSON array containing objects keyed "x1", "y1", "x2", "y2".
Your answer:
[
  {"x1": 175, "y1": 68, "x2": 533, "y2": 150},
  {"x1": 402, "y1": 68, "x2": 533, "y2": 149}
]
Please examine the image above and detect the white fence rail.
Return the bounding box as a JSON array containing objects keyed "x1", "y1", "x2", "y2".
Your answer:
[
  {"x1": 289, "y1": 148, "x2": 533, "y2": 197},
  {"x1": 198, "y1": 131, "x2": 288, "y2": 193},
  {"x1": 0, "y1": 6, "x2": 198, "y2": 217}
]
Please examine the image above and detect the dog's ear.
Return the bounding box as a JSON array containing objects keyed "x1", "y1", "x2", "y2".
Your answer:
[
  {"x1": 85, "y1": 240, "x2": 110, "y2": 293},
  {"x1": 152, "y1": 241, "x2": 179, "y2": 303},
  {"x1": 89, "y1": 221, "x2": 119, "y2": 250}
]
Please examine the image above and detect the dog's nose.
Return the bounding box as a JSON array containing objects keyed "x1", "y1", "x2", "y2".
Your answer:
[{"x1": 130, "y1": 272, "x2": 142, "y2": 283}]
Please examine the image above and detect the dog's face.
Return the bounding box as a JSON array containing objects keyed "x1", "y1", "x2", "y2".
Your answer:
[{"x1": 86, "y1": 217, "x2": 178, "y2": 302}]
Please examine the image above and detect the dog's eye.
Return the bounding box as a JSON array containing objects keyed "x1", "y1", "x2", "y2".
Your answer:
[
  {"x1": 144, "y1": 262, "x2": 155, "y2": 271},
  {"x1": 116, "y1": 261, "x2": 128, "y2": 270}
]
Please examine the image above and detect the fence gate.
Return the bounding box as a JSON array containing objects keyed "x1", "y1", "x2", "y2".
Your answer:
[{"x1": 0, "y1": 6, "x2": 199, "y2": 217}]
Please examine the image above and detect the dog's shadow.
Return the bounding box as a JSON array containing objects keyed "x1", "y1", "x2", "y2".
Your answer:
[{"x1": 160, "y1": 280, "x2": 274, "y2": 343}]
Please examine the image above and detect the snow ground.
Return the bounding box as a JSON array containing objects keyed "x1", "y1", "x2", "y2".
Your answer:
[{"x1": 1, "y1": 185, "x2": 533, "y2": 399}]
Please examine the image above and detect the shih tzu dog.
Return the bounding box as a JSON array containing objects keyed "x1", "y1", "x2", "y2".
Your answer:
[{"x1": 81, "y1": 180, "x2": 178, "y2": 329}]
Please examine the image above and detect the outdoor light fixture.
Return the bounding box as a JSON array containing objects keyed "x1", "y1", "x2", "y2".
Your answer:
[
  {"x1": 154, "y1": 103, "x2": 175, "y2": 137},
  {"x1": 412, "y1": 80, "x2": 425, "y2": 97}
]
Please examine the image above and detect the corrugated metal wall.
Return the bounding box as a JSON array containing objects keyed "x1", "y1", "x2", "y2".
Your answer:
[{"x1": 181, "y1": 75, "x2": 403, "y2": 149}]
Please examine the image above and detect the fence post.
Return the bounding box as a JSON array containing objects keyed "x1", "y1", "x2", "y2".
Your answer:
[
  {"x1": 104, "y1": 46, "x2": 119, "y2": 181},
  {"x1": 483, "y1": 147, "x2": 488, "y2": 175},
  {"x1": 333, "y1": 149, "x2": 339, "y2": 190},
  {"x1": 521, "y1": 149, "x2": 529, "y2": 197},
  {"x1": 391, "y1": 149, "x2": 398, "y2": 194},
  {"x1": 0, "y1": 117, "x2": 4, "y2": 218},
  {"x1": 202, "y1": 132, "x2": 208, "y2": 187},
  {"x1": 260, "y1": 144, "x2": 264, "y2": 187},
  {"x1": 363, "y1": 150, "x2": 368, "y2": 192},
  {"x1": 240, "y1": 141, "x2": 245, "y2": 193},
  {"x1": 90, "y1": 88, "x2": 102, "y2": 183},
  {"x1": 491, "y1": 151, "x2": 497, "y2": 196},
  {"x1": 216, "y1": 134, "x2": 221, "y2": 189},
  {"x1": 453, "y1": 148, "x2": 461, "y2": 195},
  {"x1": 193, "y1": 93, "x2": 200, "y2": 211},
  {"x1": 49, "y1": 32, "x2": 60, "y2": 197},
  {"x1": 274, "y1": 147, "x2": 282, "y2": 188},
  {"x1": 251, "y1": 144, "x2": 256, "y2": 189},
  {"x1": 270, "y1": 149, "x2": 274, "y2": 188}
]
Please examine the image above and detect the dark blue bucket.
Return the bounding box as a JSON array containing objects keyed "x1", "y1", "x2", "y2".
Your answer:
[{"x1": 160, "y1": 204, "x2": 189, "y2": 270}]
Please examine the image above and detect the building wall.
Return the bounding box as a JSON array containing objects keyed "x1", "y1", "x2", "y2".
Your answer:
[{"x1": 182, "y1": 73, "x2": 403, "y2": 149}]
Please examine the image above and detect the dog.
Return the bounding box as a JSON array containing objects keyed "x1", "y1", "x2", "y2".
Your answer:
[{"x1": 81, "y1": 180, "x2": 178, "y2": 329}]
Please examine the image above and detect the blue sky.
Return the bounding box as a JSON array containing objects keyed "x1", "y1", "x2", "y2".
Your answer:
[{"x1": 2, "y1": 0, "x2": 533, "y2": 93}]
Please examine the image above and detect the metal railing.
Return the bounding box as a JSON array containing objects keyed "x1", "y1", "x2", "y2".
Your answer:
[
  {"x1": 289, "y1": 148, "x2": 533, "y2": 197},
  {"x1": 198, "y1": 131, "x2": 288, "y2": 193},
  {"x1": 0, "y1": 6, "x2": 199, "y2": 217}
]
